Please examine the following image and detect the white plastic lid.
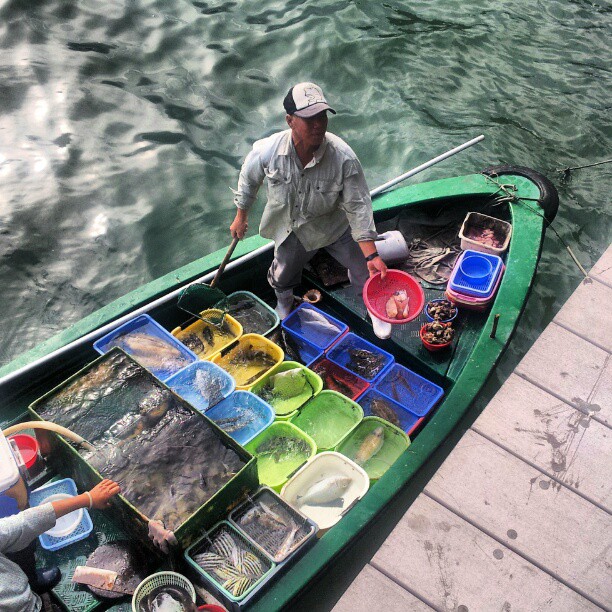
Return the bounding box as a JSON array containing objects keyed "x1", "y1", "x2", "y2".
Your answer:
[
  {"x1": 43, "y1": 493, "x2": 83, "y2": 538},
  {"x1": 0, "y1": 432, "x2": 20, "y2": 493}
]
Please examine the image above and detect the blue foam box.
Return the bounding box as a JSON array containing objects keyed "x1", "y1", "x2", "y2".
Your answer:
[
  {"x1": 326, "y1": 332, "x2": 395, "y2": 383},
  {"x1": 358, "y1": 388, "x2": 420, "y2": 435},
  {"x1": 93, "y1": 314, "x2": 198, "y2": 381},
  {"x1": 448, "y1": 250, "x2": 504, "y2": 298},
  {"x1": 282, "y1": 304, "x2": 348, "y2": 351},
  {"x1": 29, "y1": 478, "x2": 93, "y2": 551},
  {"x1": 165, "y1": 361, "x2": 235, "y2": 413},
  {"x1": 206, "y1": 391, "x2": 274, "y2": 446},
  {"x1": 374, "y1": 364, "x2": 444, "y2": 418}
]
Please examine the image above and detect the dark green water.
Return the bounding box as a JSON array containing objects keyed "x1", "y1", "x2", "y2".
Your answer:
[{"x1": 1, "y1": 0, "x2": 610, "y2": 382}]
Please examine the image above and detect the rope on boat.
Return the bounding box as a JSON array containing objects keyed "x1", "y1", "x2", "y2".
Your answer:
[
  {"x1": 482, "y1": 174, "x2": 590, "y2": 280},
  {"x1": 556, "y1": 158, "x2": 612, "y2": 180}
]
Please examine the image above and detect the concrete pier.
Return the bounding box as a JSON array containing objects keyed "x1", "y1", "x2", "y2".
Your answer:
[{"x1": 333, "y1": 245, "x2": 612, "y2": 612}]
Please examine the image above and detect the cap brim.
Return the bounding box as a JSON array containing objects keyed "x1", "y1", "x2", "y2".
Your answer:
[{"x1": 294, "y1": 103, "x2": 336, "y2": 118}]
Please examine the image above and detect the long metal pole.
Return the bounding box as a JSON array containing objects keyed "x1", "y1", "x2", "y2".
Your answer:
[
  {"x1": 370, "y1": 135, "x2": 485, "y2": 196},
  {"x1": 0, "y1": 134, "x2": 485, "y2": 386}
]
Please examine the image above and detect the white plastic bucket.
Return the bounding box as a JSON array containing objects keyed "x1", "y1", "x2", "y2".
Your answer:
[{"x1": 375, "y1": 231, "x2": 409, "y2": 264}]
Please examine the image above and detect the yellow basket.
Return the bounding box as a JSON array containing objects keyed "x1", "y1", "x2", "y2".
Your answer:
[
  {"x1": 211, "y1": 333, "x2": 284, "y2": 390},
  {"x1": 172, "y1": 309, "x2": 243, "y2": 361}
]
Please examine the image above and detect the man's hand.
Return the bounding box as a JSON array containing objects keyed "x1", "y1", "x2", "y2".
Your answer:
[
  {"x1": 367, "y1": 255, "x2": 387, "y2": 279},
  {"x1": 148, "y1": 519, "x2": 178, "y2": 554},
  {"x1": 230, "y1": 209, "x2": 249, "y2": 239},
  {"x1": 88, "y1": 479, "x2": 121, "y2": 509}
]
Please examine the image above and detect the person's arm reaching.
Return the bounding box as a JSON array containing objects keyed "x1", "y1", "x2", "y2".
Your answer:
[{"x1": 50, "y1": 479, "x2": 120, "y2": 518}]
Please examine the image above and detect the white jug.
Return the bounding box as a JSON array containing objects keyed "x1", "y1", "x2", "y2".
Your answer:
[{"x1": 375, "y1": 231, "x2": 409, "y2": 264}]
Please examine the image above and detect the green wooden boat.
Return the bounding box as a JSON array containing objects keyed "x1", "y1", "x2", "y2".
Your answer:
[{"x1": 0, "y1": 165, "x2": 558, "y2": 611}]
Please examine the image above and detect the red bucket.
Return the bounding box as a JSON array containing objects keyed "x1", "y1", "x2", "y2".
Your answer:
[
  {"x1": 9, "y1": 434, "x2": 39, "y2": 470},
  {"x1": 363, "y1": 270, "x2": 425, "y2": 324}
]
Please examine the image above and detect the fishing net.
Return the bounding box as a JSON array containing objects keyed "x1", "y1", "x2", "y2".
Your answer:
[{"x1": 177, "y1": 283, "x2": 230, "y2": 326}]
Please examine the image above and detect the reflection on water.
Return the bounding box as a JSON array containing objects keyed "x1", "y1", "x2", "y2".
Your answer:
[{"x1": 34, "y1": 350, "x2": 246, "y2": 530}]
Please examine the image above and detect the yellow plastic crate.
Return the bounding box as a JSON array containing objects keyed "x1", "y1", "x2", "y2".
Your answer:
[
  {"x1": 172, "y1": 309, "x2": 242, "y2": 361},
  {"x1": 211, "y1": 333, "x2": 284, "y2": 390}
]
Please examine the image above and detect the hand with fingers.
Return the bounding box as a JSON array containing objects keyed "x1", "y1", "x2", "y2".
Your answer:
[
  {"x1": 88, "y1": 479, "x2": 121, "y2": 509},
  {"x1": 230, "y1": 208, "x2": 249, "y2": 239}
]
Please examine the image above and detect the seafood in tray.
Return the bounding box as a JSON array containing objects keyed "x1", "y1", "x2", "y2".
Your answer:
[
  {"x1": 190, "y1": 523, "x2": 272, "y2": 599},
  {"x1": 231, "y1": 488, "x2": 316, "y2": 563}
]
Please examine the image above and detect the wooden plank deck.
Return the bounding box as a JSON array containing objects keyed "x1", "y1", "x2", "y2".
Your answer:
[{"x1": 333, "y1": 244, "x2": 612, "y2": 612}]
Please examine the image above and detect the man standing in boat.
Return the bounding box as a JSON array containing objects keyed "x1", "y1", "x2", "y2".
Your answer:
[{"x1": 230, "y1": 82, "x2": 391, "y2": 338}]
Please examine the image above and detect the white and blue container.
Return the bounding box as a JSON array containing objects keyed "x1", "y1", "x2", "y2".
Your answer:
[
  {"x1": 93, "y1": 314, "x2": 198, "y2": 381},
  {"x1": 165, "y1": 361, "x2": 235, "y2": 413},
  {"x1": 282, "y1": 304, "x2": 348, "y2": 351},
  {"x1": 205, "y1": 391, "x2": 274, "y2": 446},
  {"x1": 29, "y1": 478, "x2": 93, "y2": 551}
]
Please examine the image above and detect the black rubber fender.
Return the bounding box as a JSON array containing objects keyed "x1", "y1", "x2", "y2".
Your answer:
[{"x1": 482, "y1": 165, "x2": 560, "y2": 223}]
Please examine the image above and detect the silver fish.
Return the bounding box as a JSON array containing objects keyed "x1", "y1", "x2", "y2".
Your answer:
[{"x1": 296, "y1": 475, "x2": 352, "y2": 507}]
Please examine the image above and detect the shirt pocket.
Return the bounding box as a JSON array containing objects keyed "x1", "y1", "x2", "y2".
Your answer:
[
  {"x1": 305, "y1": 178, "x2": 343, "y2": 219},
  {"x1": 264, "y1": 167, "x2": 291, "y2": 207}
]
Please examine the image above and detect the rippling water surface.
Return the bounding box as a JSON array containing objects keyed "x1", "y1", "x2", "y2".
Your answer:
[{"x1": 1, "y1": 0, "x2": 610, "y2": 371}]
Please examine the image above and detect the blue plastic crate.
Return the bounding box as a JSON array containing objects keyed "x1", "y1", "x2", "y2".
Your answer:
[
  {"x1": 282, "y1": 304, "x2": 348, "y2": 351},
  {"x1": 206, "y1": 391, "x2": 274, "y2": 446},
  {"x1": 358, "y1": 388, "x2": 420, "y2": 434},
  {"x1": 374, "y1": 364, "x2": 444, "y2": 417},
  {"x1": 165, "y1": 361, "x2": 235, "y2": 413},
  {"x1": 93, "y1": 314, "x2": 198, "y2": 381},
  {"x1": 29, "y1": 478, "x2": 93, "y2": 551},
  {"x1": 448, "y1": 250, "x2": 504, "y2": 298},
  {"x1": 281, "y1": 329, "x2": 323, "y2": 367},
  {"x1": 326, "y1": 332, "x2": 394, "y2": 383}
]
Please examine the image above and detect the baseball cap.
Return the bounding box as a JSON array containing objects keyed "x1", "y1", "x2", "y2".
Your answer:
[{"x1": 283, "y1": 82, "x2": 336, "y2": 118}]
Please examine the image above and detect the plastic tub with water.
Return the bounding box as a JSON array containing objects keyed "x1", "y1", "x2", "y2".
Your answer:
[
  {"x1": 326, "y1": 333, "x2": 394, "y2": 383},
  {"x1": 281, "y1": 304, "x2": 348, "y2": 351},
  {"x1": 250, "y1": 361, "x2": 323, "y2": 419},
  {"x1": 358, "y1": 388, "x2": 421, "y2": 436},
  {"x1": 165, "y1": 361, "x2": 235, "y2": 413},
  {"x1": 93, "y1": 314, "x2": 198, "y2": 381},
  {"x1": 334, "y1": 417, "x2": 409, "y2": 481},
  {"x1": 290, "y1": 390, "x2": 363, "y2": 451},
  {"x1": 374, "y1": 363, "x2": 444, "y2": 417},
  {"x1": 281, "y1": 451, "x2": 369, "y2": 531},
  {"x1": 245, "y1": 422, "x2": 316, "y2": 492},
  {"x1": 205, "y1": 391, "x2": 274, "y2": 446}
]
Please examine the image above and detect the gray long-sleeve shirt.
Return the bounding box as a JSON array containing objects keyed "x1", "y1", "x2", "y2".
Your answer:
[
  {"x1": 0, "y1": 503, "x2": 56, "y2": 612},
  {"x1": 233, "y1": 129, "x2": 377, "y2": 251}
]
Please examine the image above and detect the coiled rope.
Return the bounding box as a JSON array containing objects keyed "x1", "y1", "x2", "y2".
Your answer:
[{"x1": 482, "y1": 173, "x2": 590, "y2": 279}]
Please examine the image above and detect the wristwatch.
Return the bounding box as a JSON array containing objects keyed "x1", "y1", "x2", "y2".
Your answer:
[{"x1": 365, "y1": 251, "x2": 379, "y2": 262}]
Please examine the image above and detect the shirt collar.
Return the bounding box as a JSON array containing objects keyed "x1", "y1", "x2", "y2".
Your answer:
[{"x1": 281, "y1": 130, "x2": 329, "y2": 168}]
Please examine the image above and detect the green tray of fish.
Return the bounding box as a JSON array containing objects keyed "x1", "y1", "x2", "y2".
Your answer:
[
  {"x1": 334, "y1": 416, "x2": 410, "y2": 481},
  {"x1": 28, "y1": 348, "x2": 258, "y2": 550},
  {"x1": 229, "y1": 486, "x2": 317, "y2": 563},
  {"x1": 250, "y1": 361, "x2": 323, "y2": 418},
  {"x1": 290, "y1": 390, "x2": 363, "y2": 451},
  {"x1": 245, "y1": 422, "x2": 316, "y2": 492},
  {"x1": 185, "y1": 520, "x2": 275, "y2": 608}
]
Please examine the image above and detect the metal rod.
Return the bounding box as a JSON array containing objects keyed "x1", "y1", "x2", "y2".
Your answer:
[{"x1": 370, "y1": 135, "x2": 485, "y2": 196}]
